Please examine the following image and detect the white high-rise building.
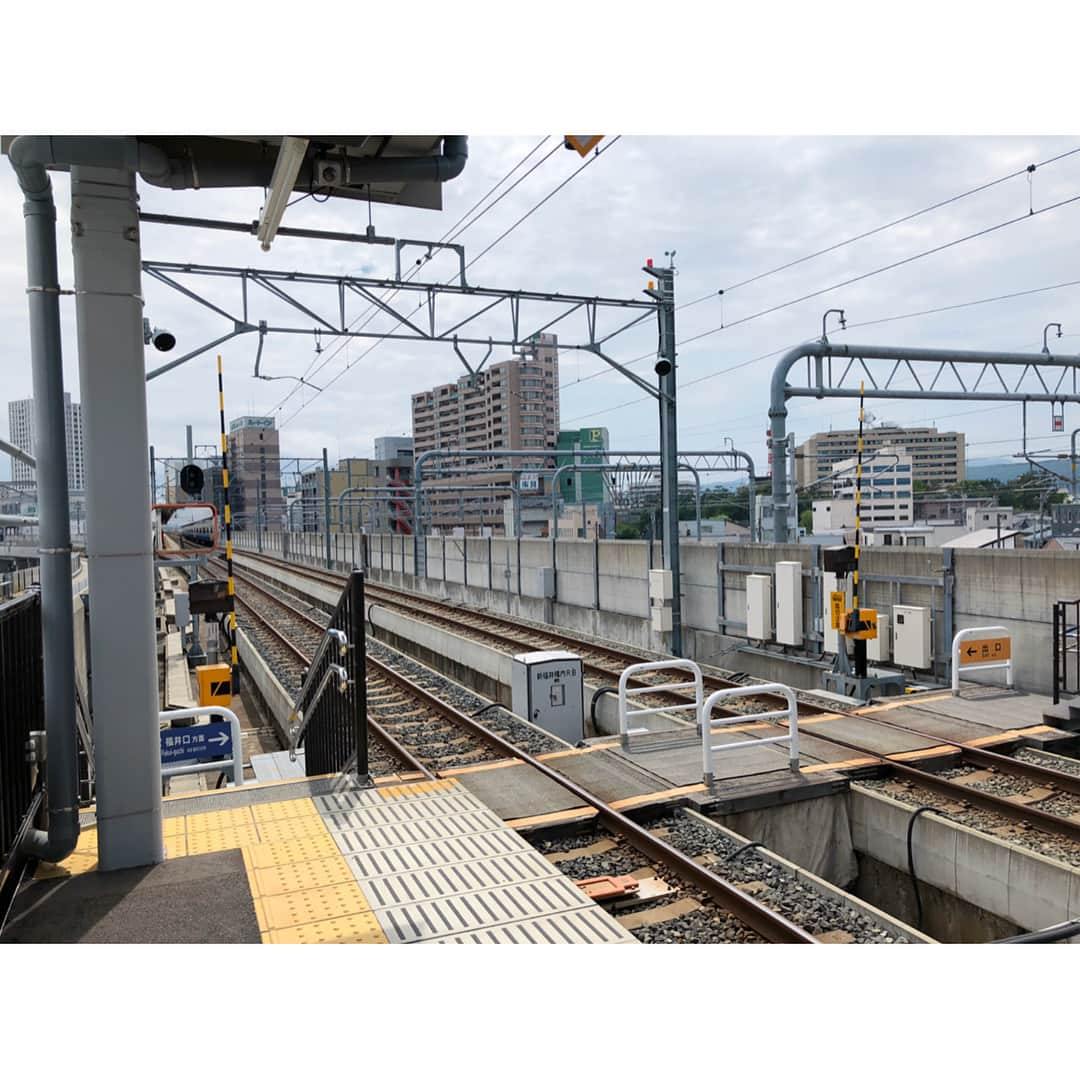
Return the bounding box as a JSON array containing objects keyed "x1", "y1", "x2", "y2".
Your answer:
[{"x1": 7, "y1": 393, "x2": 86, "y2": 492}]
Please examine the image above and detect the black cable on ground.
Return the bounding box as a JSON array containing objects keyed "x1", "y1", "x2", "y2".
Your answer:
[
  {"x1": 590, "y1": 686, "x2": 618, "y2": 728},
  {"x1": 990, "y1": 918, "x2": 1080, "y2": 944},
  {"x1": 725, "y1": 840, "x2": 766, "y2": 862},
  {"x1": 215, "y1": 772, "x2": 227, "y2": 790},
  {"x1": 366, "y1": 603, "x2": 382, "y2": 634},
  {"x1": 469, "y1": 703, "x2": 504, "y2": 720},
  {"x1": 907, "y1": 805, "x2": 945, "y2": 931}
]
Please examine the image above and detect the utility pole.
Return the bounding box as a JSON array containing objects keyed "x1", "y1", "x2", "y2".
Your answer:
[
  {"x1": 646, "y1": 257, "x2": 682, "y2": 657},
  {"x1": 323, "y1": 446, "x2": 332, "y2": 568}
]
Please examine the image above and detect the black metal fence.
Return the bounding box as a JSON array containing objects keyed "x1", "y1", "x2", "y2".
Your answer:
[
  {"x1": 1, "y1": 590, "x2": 43, "y2": 878},
  {"x1": 295, "y1": 570, "x2": 367, "y2": 778},
  {"x1": 1053, "y1": 598, "x2": 1080, "y2": 705}
]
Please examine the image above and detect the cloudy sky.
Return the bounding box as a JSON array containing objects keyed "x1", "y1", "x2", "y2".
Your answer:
[{"x1": 3, "y1": 134, "x2": 1079, "y2": 484}]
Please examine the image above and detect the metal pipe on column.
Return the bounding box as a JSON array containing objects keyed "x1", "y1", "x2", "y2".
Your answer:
[
  {"x1": 10, "y1": 153, "x2": 79, "y2": 863},
  {"x1": 71, "y1": 165, "x2": 162, "y2": 869},
  {"x1": 322, "y1": 447, "x2": 332, "y2": 568}
]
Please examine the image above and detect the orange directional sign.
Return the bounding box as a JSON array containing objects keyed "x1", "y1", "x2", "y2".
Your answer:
[
  {"x1": 565, "y1": 135, "x2": 603, "y2": 157},
  {"x1": 830, "y1": 591, "x2": 845, "y2": 630},
  {"x1": 959, "y1": 636, "x2": 1011, "y2": 665}
]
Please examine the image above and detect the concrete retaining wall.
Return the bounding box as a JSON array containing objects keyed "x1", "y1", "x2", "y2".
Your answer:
[
  {"x1": 233, "y1": 532, "x2": 1078, "y2": 695},
  {"x1": 850, "y1": 785, "x2": 1080, "y2": 938}
]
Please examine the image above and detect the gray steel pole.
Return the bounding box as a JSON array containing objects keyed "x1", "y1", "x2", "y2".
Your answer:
[
  {"x1": 72, "y1": 165, "x2": 162, "y2": 869},
  {"x1": 323, "y1": 447, "x2": 332, "y2": 568},
  {"x1": 186, "y1": 424, "x2": 193, "y2": 464},
  {"x1": 655, "y1": 266, "x2": 682, "y2": 655},
  {"x1": 149, "y1": 445, "x2": 156, "y2": 504},
  {"x1": 1072, "y1": 427, "x2": 1079, "y2": 500},
  {"x1": 13, "y1": 157, "x2": 79, "y2": 862}
]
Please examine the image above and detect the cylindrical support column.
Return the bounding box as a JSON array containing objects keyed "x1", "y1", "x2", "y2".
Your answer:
[{"x1": 71, "y1": 166, "x2": 162, "y2": 869}]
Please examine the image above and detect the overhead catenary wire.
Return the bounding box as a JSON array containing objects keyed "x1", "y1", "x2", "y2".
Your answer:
[
  {"x1": 269, "y1": 137, "x2": 556, "y2": 412},
  {"x1": 675, "y1": 145, "x2": 1080, "y2": 312},
  {"x1": 561, "y1": 273, "x2": 1080, "y2": 426},
  {"x1": 279, "y1": 137, "x2": 624, "y2": 429}
]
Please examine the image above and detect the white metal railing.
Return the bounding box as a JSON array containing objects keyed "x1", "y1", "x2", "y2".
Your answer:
[
  {"x1": 700, "y1": 683, "x2": 799, "y2": 787},
  {"x1": 617, "y1": 659, "x2": 703, "y2": 749},
  {"x1": 951, "y1": 625, "x2": 1013, "y2": 696},
  {"x1": 158, "y1": 706, "x2": 244, "y2": 787}
]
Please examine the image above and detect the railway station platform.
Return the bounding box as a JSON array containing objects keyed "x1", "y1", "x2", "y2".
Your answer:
[{"x1": 2, "y1": 774, "x2": 634, "y2": 944}]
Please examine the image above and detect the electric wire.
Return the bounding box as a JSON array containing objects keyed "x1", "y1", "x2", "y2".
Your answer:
[
  {"x1": 279, "y1": 138, "x2": 623, "y2": 428},
  {"x1": 268, "y1": 137, "x2": 555, "y2": 412},
  {"x1": 676, "y1": 145, "x2": 1080, "y2": 312},
  {"x1": 561, "y1": 274, "x2": 1080, "y2": 425}
]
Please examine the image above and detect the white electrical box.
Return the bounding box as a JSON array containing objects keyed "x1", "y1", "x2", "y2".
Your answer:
[
  {"x1": 867, "y1": 612, "x2": 890, "y2": 662},
  {"x1": 822, "y1": 571, "x2": 840, "y2": 653},
  {"x1": 536, "y1": 566, "x2": 555, "y2": 598},
  {"x1": 511, "y1": 651, "x2": 584, "y2": 744},
  {"x1": 893, "y1": 605, "x2": 931, "y2": 668},
  {"x1": 746, "y1": 574, "x2": 773, "y2": 640},
  {"x1": 774, "y1": 561, "x2": 803, "y2": 646},
  {"x1": 651, "y1": 606, "x2": 673, "y2": 632},
  {"x1": 649, "y1": 569, "x2": 673, "y2": 602}
]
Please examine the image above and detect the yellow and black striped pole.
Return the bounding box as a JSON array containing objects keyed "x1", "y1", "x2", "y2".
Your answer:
[
  {"x1": 852, "y1": 379, "x2": 867, "y2": 678},
  {"x1": 217, "y1": 355, "x2": 239, "y2": 691}
]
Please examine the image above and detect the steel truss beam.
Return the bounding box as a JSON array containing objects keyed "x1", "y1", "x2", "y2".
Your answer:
[
  {"x1": 140, "y1": 260, "x2": 659, "y2": 382},
  {"x1": 769, "y1": 340, "x2": 1080, "y2": 542}
]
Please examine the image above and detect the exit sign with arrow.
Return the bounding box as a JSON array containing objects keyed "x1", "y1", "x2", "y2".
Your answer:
[{"x1": 160, "y1": 720, "x2": 233, "y2": 764}]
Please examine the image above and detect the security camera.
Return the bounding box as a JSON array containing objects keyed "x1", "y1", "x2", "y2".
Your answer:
[
  {"x1": 143, "y1": 318, "x2": 176, "y2": 352},
  {"x1": 655, "y1": 358, "x2": 673, "y2": 377}
]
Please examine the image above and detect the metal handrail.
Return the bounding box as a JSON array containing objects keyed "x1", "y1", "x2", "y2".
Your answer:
[
  {"x1": 701, "y1": 683, "x2": 800, "y2": 787},
  {"x1": 289, "y1": 664, "x2": 349, "y2": 760},
  {"x1": 617, "y1": 660, "x2": 703, "y2": 749},
  {"x1": 294, "y1": 627, "x2": 347, "y2": 713}
]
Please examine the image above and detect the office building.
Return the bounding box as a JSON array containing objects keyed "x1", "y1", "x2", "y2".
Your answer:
[
  {"x1": 796, "y1": 425, "x2": 964, "y2": 490},
  {"x1": 812, "y1": 447, "x2": 914, "y2": 532}
]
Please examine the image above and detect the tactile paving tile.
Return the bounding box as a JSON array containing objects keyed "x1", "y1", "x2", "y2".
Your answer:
[
  {"x1": 261, "y1": 912, "x2": 386, "y2": 945},
  {"x1": 251, "y1": 798, "x2": 321, "y2": 824},
  {"x1": 314, "y1": 777, "x2": 634, "y2": 944},
  {"x1": 328, "y1": 811, "x2": 517, "y2": 855},
  {"x1": 254, "y1": 816, "x2": 329, "y2": 844},
  {"x1": 185, "y1": 824, "x2": 262, "y2": 856},
  {"x1": 162, "y1": 817, "x2": 187, "y2": 838},
  {"x1": 244, "y1": 833, "x2": 341, "y2": 869},
  {"x1": 343, "y1": 830, "x2": 536, "y2": 879},
  {"x1": 183, "y1": 806, "x2": 255, "y2": 833},
  {"x1": 435, "y1": 908, "x2": 639, "y2": 944},
  {"x1": 254, "y1": 882, "x2": 372, "y2": 931},
  {"x1": 375, "y1": 878, "x2": 601, "y2": 944},
  {"x1": 360, "y1": 850, "x2": 564, "y2": 908},
  {"x1": 244, "y1": 855, "x2": 356, "y2": 898}
]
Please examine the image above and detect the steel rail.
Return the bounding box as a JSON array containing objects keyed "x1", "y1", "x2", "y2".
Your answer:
[
  {"x1": 209, "y1": 565, "x2": 434, "y2": 777},
  {"x1": 223, "y1": 554, "x2": 813, "y2": 940}
]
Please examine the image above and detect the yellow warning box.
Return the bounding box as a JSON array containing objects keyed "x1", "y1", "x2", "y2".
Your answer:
[
  {"x1": 959, "y1": 636, "x2": 1011, "y2": 666},
  {"x1": 843, "y1": 608, "x2": 878, "y2": 641},
  {"x1": 196, "y1": 663, "x2": 232, "y2": 706},
  {"x1": 830, "y1": 591, "x2": 845, "y2": 630}
]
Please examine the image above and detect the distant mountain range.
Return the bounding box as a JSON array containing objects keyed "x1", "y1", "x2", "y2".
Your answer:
[{"x1": 966, "y1": 458, "x2": 1074, "y2": 483}]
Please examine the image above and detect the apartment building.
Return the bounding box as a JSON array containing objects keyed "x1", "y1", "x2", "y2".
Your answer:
[
  {"x1": 7, "y1": 393, "x2": 85, "y2": 492},
  {"x1": 410, "y1": 333, "x2": 559, "y2": 532},
  {"x1": 227, "y1": 416, "x2": 284, "y2": 532},
  {"x1": 796, "y1": 425, "x2": 964, "y2": 490}
]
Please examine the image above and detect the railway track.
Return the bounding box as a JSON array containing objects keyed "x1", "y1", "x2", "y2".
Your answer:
[
  {"x1": 227, "y1": 550, "x2": 1080, "y2": 864},
  {"x1": 211, "y1": 562, "x2": 832, "y2": 942},
  {"x1": 230, "y1": 550, "x2": 841, "y2": 719}
]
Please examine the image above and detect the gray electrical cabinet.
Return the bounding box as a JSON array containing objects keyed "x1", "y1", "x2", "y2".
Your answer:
[{"x1": 511, "y1": 651, "x2": 584, "y2": 745}]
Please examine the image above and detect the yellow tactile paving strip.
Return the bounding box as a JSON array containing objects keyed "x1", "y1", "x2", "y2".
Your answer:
[{"x1": 35, "y1": 794, "x2": 388, "y2": 945}]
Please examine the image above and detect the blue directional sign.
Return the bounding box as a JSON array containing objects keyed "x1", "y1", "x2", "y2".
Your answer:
[{"x1": 160, "y1": 721, "x2": 233, "y2": 765}]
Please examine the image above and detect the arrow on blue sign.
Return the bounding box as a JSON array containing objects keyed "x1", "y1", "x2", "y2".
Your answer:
[{"x1": 160, "y1": 720, "x2": 233, "y2": 765}]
